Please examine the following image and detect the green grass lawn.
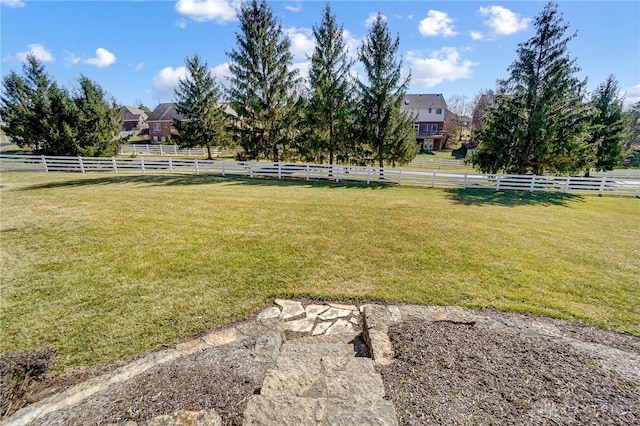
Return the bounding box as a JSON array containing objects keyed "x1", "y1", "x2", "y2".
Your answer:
[{"x1": 1, "y1": 172, "x2": 638, "y2": 371}]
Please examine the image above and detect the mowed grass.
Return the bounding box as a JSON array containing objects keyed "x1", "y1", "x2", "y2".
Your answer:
[{"x1": 1, "y1": 172, "x2": 639, "y2": 371}]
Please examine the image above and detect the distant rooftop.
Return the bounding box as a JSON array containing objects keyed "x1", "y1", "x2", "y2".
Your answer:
[{"x1": 402, "y1": 94, "x2": 448, "y2": 110}]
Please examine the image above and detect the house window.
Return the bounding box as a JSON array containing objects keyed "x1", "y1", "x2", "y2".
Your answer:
[
  {"x1": 436, "y1": 108, "x2": 442, "y2": 114},
  {"x1": 428, "y1": 108, "x2": 432, "y2": 113},
  {"x1": 153, "y1": 123, "x2": 161, "y2": 132}
]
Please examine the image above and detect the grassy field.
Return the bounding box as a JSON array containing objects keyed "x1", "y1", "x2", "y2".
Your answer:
[{"x1": 1, "y1": 171, "x2": 638, "y2": 371}]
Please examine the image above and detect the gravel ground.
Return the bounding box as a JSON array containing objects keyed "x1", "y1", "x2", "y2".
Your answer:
[
  {"x1": 379, "y1": 314, "x2": 640, "y2": 426},
  {"x1": 7, "y1": 309, "x2": 640, "y2": 426}
]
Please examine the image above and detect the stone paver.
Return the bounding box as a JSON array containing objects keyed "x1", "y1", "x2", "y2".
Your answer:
[
  {"x1": 275, "y1": 299, "x2": 305, "y2": 319},
  {"x1": 319, "y1": 307, "x2": 352, "y2": 320}
]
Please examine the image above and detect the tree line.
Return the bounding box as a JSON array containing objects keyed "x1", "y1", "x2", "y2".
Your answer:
[{"x1": 2, "y1": 1, "x2": 637, "y2": 174}]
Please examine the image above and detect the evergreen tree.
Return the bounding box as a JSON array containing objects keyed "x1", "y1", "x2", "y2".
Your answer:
[
  {"x1": 355, "y1": 14, "x2": 417, "y2": 169},
  {"x1": 1, "y1": 54, "x2": 53, "y2": 152},
  {"x1": 74, "y1": 75, "x2": 121, "y2": 157},
  {"x1": 586, "y1": 75, "x2": 625, "y2": 173},
  {"x1": 174, "y1": 54, "x2": 230, "y2": 160},
  {"x1": 472, "y1": 2, "x2": 592, "y2": 175},
  {"x1": 227, "y1": 0, "x2": 300, "y2": 161},
  {"x1": 306, "y1": 3, "x2": 354, "y2": 165}
]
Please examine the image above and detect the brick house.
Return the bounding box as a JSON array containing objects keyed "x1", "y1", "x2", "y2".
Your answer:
[
  {"x1": 147, "y1": 103, "x2": 184, "y2": 143},
  {"x1": 401, "y1": 94, "x2": 448, "y2": 152},
  {"x1": 119, "y1": 105, "x2": 148, "y2": 132}
]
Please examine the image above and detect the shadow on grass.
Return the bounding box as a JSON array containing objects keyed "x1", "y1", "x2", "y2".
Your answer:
[
  {"x1": 16, "y1": 172, "x2": 395, "y2": 192},
  {"x1": 443, "y1": 188, "x2": 585, "y2": 207}
]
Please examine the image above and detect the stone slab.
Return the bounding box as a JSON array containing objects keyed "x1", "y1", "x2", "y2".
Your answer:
[
  {"x1": 256, "y1": 306, "x2": 281, "y2": 320},
  {"x1": 280, "y1": 343, "x2": 354, "y2": 357},
  {"x1": 275, "y1": 299, "x2": 305, "y2": 319},
  {"x1": 329, "y1": 303, "x2": 358, "y2": 312},
  {"x1": 305, "y1": 304, "x2": 330, "y2": 317},
  {"x1": 202, "y1": 327, "x2": 245, "y2": 347},
  {"x1": 325, "y1": 319, "x2": 354, "y2": 335},
  {"x1": 275, "y1": 352, "x2": 376, "y2": 375},
  {"x1": 140, "y1": 409, "x2": 222, "y2": 426},
  {"x1": 319, "y1": 307, "x2": 352, "y2": 320},
  {"x1": 284, "y1": 317, "x2": 316, "y2": 333},
  {"x1": 312, "y1": 321, "x2": 332, "y2": 336}
]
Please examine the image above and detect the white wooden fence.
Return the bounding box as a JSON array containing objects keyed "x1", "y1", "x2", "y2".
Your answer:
[
  {"x1": 118, "y1": 144, "x2": 235, "y2": 158},
  {"x1": 1, "y1": 154, "x2": 639, "y2": 197},
  {"x1": 409, "y1": 157, "x2": 467, "y2": 169}
]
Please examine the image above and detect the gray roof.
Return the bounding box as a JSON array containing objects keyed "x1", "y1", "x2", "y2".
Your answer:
[
  {"x1": 402, "y1": 94, "x2": 448, "y2": 110},
  {"x1": 147, "y1": 102, "x2": 237, "y2": 121},
  {"x1": 147, "y1": 103, "x2": 185, "y2": 122},
  {"x1": 120, "y1": 105, "x2": 147, "y2": 122}
]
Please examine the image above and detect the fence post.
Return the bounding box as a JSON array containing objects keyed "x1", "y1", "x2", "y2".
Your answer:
[
  {"x1": 249, "y1": 162, "x2": 254, "y2": 178},
  {"x1": 335, "y1": 165, "x2": 339, "y2": 182},
  {"x1": 564, "y1": 176, "x2": 570, "y2": 193},
  {"x1": 174, "y1": 145, "x2": 178, "y2": 155},
  {"x1": 636, "y1": 182, "x2": 640, "y2": 198},
  {"x1": 306, "y1": 164, "x2": 310, "y2": 181},
  {"x1": 463, "y1": 173, "x2": 468, "y2": 190},
  {"x1": 112, "y1": 157, "x2": 118, "y2": 174},
  {"x1": 398, "y1": 170, "x2": 402, "y2": 184},
  {"x1": 530, "y1": 175, "x2": 536, "y2": 192},
  {"x1": 160, "y1": 145, "x2": 164, "y2": 155},
  {"x1": 146, "y1": 145, "x2": 150, "y2": 155},
  {"x1": 78, "y1": 156, "x2": 85, "y2": 173},
  {"x1": 188, "y1": 148, "x2": 192, "y2": 157},
  {"x1": 195, "y1": 159, "x2": 199, "y2": 175},
  {"x1": 140, "y1": 157, "x2": 145, "y2": 173},
  {"x1": 431, "y1": 171, "x2": 436, "y2": 187},
  {"x1": 278, "y1": 162, "x2": 282, "y2": 179},
  {"x1": 41, "y1": 155, "x2": 48, "y2": 172},
  {"x1": 598, "y1": 176, "x2": 606, "y2": 195},
  {"x1": 221, "y1": 160, "x2": 225, "y2": 176},
  {"x1": 496, "y1": 175, "x2": 502, "y2": 191},
  {"x1": 169, "y1": 158, "x2": 173, "y2": 173},
  {"x1": 367, "y1": 168, "x2": 371, "y2": 184}
]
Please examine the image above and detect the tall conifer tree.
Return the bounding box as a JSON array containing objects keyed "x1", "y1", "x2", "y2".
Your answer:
[
  {"x1": 227, "y1": 0, "x2": 300, "y2": 161},
  {"x1": 586, "y1": 75, "x2": 625, "y2": 172},
  {"x1": 306, "y1": 3, "x2": 354, "y2": 165},
  {"x1": 356, "y1": 14, "x2": 416, "y2": 168},
  {"x1": 472, "y1": 2, "x2": 591, "y2": 175},
  {"x1": 174, "y1": 54, "x2": 230, "y2": 160}
]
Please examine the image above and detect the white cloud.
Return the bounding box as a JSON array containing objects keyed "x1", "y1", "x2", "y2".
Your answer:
[
  {"x1": 176, "y1": 19, "x2": 187, "y2": 29},
  {"x1": 175, "y1": 0, "x2": 238, "y2": 23},
  {"x1": 470, "y1": 31, "x2": 484, "y2": 41},
  {"x1": 625, "y1": 84, "x2": 640, "y2": 107},
  {"x1": 84, "y1": 48, "x2": 116, "y2": 68},
  {"x1": 128, "y1": 62, "x2": 144, "y2": 71},
  {"x1": 479, "y1": 5, "x2": 530, "y2": 36},
  {"x1": 153, "y1": 66, "x2": 187, "y2": 98},
  {"x1": 0, "y1": 0, "x2": 25, "y2": 8},
  {"x1": 285, "y1": 27, "x2": 315, "y2": 61},
  {"x1": 16, "y1": 44, "x2": 54, "y2": 62},
  {"x1": 366, "y1": 12, "x2": 387, "y2": 28},
  {"x1": 65, "y1": 52, "x2": 81, "y2": 65},
  {"x1": 418, "y1": 10, "x2": 458, "y2": 37},
  {"x1": 407, "y1": 47, "x2": 477, "y2": 87},
  {"x1": 210, "y1": 62, "x2": 232, "y2": 88},
  {"x1": 343, "y1": 29, "x2": 362, "y2": 60},
  {"x1": 285, "y1": 2, "x2": 301, "y2": 13}
]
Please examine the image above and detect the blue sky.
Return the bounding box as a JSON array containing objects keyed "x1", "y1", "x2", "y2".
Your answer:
[{"x1": 2, "y1": 0, "x2": 639, "y2": 111}]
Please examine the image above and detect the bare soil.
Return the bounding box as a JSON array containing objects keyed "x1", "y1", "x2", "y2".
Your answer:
[
  {"x1": 4, "y1": 309, "x2": 640, "y2": 425},
  {"x1": 379, "y1": 311, "x2": 640, "y2": 425}
]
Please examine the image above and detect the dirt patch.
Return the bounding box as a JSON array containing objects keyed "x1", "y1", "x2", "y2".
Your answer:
[
  {"x1": 379, "y1": 318, "x2": 639, "y2": 425},
  {"x1": 30, "y1": 338, "x2": 274, "y2": 426}
]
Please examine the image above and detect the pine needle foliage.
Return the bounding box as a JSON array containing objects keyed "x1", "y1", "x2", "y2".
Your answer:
[
  {"x1": 472, "y1": 2, "x2": 592, "y2": 175},
  {"x1": 355, "y1": 14, "x2": 417, "y2": 168},
  {"x1": 586, "y1": 75, "x2": 625, "y2": 172},
  {"x1": 173, "y1": 54, "x2": 230, "y2": 160},
  {"x1": 227, "y1": 0, "x2": 301, "y2": 161},
  {"x1": 305, "y1": 3, "x2": 355, "y2": 165}
]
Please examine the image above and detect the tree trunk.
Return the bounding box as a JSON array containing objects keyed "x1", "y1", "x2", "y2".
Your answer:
[{"x1": 206, "y1": 144, "x2": 212, "y2": 160}]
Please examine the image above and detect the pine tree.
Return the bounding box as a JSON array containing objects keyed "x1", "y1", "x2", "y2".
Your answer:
[
  {"x1": 174, "y1": 54, "x2": 230, "y2": 160},
  {"x1": 586, "y1": 75, "x2": 625, "y2": 172},
  {"x1": 227, "y1": 0, "x2": 300, "y2": 161},
  {"x1": 472, "y1": 2, "x2": 592, "y2": 175},
  {"x1": 74, "y1": 75, "x2": 121, "y2": 157},
  {"x1": 356, "y1": 14, "x2": 417, "y2": 169},
  {"x1": 306, "y1": 3, "x2": 354, "y2": 165}
]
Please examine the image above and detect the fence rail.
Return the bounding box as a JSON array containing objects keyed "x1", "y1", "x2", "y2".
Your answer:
[
  {"x1": 1, "y1": 154, "x2": 639, "y2": 197},
  {"x1": 409, "y1": 157, "x2": 468, "y2": 169},
  {"x1": 118, "y1": 144, "x2": 236, "y2": 158}
]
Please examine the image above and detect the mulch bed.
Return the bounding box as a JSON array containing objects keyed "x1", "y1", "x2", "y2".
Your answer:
[{"x1": 379, "y1": 319, "x2": 639, "y2": 425}]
